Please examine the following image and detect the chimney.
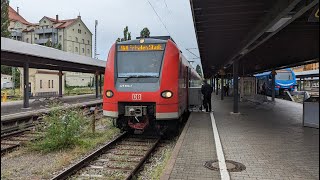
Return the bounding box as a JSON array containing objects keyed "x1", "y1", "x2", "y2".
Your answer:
[
  {"x1": 17, "y1": 7, "x2": 19, "y2": 14},
  {"x1": 56, "y1": 15, "x2": 59, "y2": 22}
]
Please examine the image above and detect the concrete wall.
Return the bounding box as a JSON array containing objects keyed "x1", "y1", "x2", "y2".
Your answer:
[{"x1": 65, "y1": 72, "x2": 94, "y2": 87}]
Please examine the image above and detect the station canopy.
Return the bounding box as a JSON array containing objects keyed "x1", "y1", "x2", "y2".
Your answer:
[
  {"x1": 190, "y1": 0, "x2": 319, "y2": 78},
  {"x1": 1, "y1": 37, "x2": 106, "y2": 73}
]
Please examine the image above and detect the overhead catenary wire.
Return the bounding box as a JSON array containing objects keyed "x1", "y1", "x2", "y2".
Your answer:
[
  {"x1": 147, "y1": 0, "x2": 171, "y2": 36},
  {"x1": 147, "y1": 0, "x2": 200, "y2": 67}
]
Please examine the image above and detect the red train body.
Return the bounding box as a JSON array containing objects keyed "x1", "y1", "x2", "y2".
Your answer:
[{"x1": 103, "y1": 37, "x2": 201, "y2": 134}]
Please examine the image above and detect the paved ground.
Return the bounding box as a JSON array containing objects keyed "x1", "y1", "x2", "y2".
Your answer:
[
  {"x1": 161, "y1": 95, "x2": 319, "y2": 180},
  {"x1": 213, "y1": 95, "x2": 319, "y2": 180},
  {"x1": 162, "y1": 112, "x2": 220, "y2": 180},
  {"x1": 1, "y1": 94, "x2": 101, "y2": 116}
]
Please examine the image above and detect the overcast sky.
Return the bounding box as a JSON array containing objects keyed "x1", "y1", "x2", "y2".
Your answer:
[{"x1": 10, "y1": 0, "x2": 201, "y2": 68}]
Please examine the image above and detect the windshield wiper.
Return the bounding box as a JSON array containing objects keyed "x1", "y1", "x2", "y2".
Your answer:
[{"x1": 124, "y1": 75, "x2": 158, "y2": 81}]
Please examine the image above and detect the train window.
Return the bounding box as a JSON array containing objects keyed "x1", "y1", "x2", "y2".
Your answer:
[
  {"x1": 117, "y1": 51, "x2": 164, "y2": 78},
  {"x1": 276, "y1": 71, "x2": 293, "y2": 80}
]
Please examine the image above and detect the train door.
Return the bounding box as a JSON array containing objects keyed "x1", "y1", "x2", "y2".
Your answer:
[{"x1": 186, "y1": 66, "x2": 190, "y2": 108}]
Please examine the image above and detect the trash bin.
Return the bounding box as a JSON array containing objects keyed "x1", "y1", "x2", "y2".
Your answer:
[{"x1": 303, "y1": 96, "x2": 319, "y2": 128}]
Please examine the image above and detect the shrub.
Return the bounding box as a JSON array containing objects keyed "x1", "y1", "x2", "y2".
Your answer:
[{"x1": 32, "y1": 104, "x2": 88, "y2": 152}]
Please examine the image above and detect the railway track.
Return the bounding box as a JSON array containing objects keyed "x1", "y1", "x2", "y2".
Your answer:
[
  {"x1": 51, "y1": 132, "x2": 161, "y2": 180},
  {"x1": 1, "y1": 128, "x2": 43, "y2": 155}
]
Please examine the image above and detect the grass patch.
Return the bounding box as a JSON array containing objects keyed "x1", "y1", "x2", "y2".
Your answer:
[
  {"x1": 29, "y1": 102, "x2": 119, "y2": 153},
  {"x1": 65, "y1": 87, "x2": 95, "y2": 96},
  {"x1": 149, "y1": 149, "x2": 173, "y2": 180},
  {"x1": 137, "y1": 141, "x2": 175, "y2": 180},
  {"x1": 30, "y1": 104, "x2": 87, "y2": 152}
]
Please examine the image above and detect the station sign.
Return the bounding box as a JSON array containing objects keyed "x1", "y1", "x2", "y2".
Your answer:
[{"x1": 118, "y1": 44, "x2": 165, "y2": 52}]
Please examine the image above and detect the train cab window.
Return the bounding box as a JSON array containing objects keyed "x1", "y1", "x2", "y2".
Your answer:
[
  {"x1": 276, "y1": 71, "x2": 293, "y2": 80},
  {"x1": 117, "y1": 50, "x2": 165, "y2": 78}
]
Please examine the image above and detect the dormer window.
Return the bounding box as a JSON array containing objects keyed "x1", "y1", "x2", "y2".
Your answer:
[{"x1": 44, "y1": 20, "x2": 46, "y2": 23}]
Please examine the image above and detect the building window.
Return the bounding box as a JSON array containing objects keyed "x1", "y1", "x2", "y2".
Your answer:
[
  {"x1": 75, "y1": 47, "x2": 78, "y2": 52},
  {"x1": 59, "y1": 35, "x2": 62, "y2": 40},
  {"x1": 44, "y1": 20, "x2": 46, "y2": 23},
  {"x1": 87, "y1": 49, "x2": 90, "y2": 54},
  {"x1": 35, "y1": 37, "x2": 37, "y2": 40},
  {"x1": 82, "y1": 48, "x2": 84, "y2": 53},
  {"x1": 85, "y1": 32, "x2": 86, "y2": 34},
  {"x1": 52, "y1": 80, "x2": 54, "y2": 88},
  {"x1": 75, "y1": 37, "x2": 78, "y2": 42},
  {"x1": 48, "y1": 80, "x2": 51, "y2": 88},
  {"x1": 87, "y1": 40, "x2": 89, "y2": 44},
  {"x1": 82, "y1": 39, "x2": 84, "y2": 43},
  {"x1": 26, "y1": 38, "x2": 29, "y2": 43},
  {"x1": 73, "y1": 29, "x2": 74, "y2": 31},
  {"x1": 79, "y1": 24, "x2": 80, "y2": 26},
  {"x1": 40, "y1": 80, "x2": 42, "y2": 89},
  {"x1": 78, "y1": 29, "x2": 81, "y2": 34}
]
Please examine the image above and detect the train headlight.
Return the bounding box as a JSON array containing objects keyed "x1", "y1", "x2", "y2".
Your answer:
[
  {"x1": 105, "y1": 90, "x2": 114, "y2": 98},
  {"x1": 161, "y1": 91, "x2": 173, "y2": 98}
]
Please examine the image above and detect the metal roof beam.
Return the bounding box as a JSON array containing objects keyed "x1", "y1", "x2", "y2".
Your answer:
[{"x1": 226, "y1": 0, "x2": 318, "y2": 65}]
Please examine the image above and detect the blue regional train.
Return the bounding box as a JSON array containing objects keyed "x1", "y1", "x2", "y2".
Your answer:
[{"x1": 255, "y1": 68, "x2": 297, "y2": 96}]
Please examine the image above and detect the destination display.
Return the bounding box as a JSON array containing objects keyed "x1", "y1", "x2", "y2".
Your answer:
[{"x1": 118, "y1": 44, "x2": 164, "y2": 51}]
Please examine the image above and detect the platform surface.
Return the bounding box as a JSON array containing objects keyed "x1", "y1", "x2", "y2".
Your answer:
[
  {"x1": 1, "y1": 94, "x2": 101, "y2": 118},
  {"x1": 162, "y1": 95, "x2": 319, "y2": 180}
]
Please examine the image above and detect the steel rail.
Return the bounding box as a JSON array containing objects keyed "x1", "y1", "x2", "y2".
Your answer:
[{"x1": 50, "y1": 132, "x2": 128, "y2": 180}]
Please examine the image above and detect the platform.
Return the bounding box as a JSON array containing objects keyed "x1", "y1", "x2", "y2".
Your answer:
[
  {"x1": 161, "y1": 95, "x2": 319, "y2": 180},
  {"x1": 1, "y1": 94, "x2": 102, "y2": 120}
]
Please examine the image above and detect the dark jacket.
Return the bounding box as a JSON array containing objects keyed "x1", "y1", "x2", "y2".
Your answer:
[{"x1": 201, "y1": 84, "x2": 213, "y2": 97}]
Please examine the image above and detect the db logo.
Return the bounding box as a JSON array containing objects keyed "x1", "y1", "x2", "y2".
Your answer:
[{"x1": 132, "y1": 94, "x2": 142, "y2": 100}]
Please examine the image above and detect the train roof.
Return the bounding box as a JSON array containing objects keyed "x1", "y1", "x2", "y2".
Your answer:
[
  {"x1": 136, "y1": 36, "x2": 175, "y2": 43},
  {"x1": 254, "y1": 68, "x2": 293, "y2": 77},
  {"x1": 117, "y1": 38, "x2": 168, "y2": 45}
]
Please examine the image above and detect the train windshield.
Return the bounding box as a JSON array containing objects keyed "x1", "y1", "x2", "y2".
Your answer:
[
  {"x1": 276, "y1": 71, "x2": 293, "y2": 80},
  {"x1": 117, "y1": 51, "x2": 164, "y2": 78}
]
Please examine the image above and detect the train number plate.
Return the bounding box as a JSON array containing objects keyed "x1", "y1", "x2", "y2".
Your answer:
[{"x1": 132, "y1": 94, "x2": 142, "y2": 100}]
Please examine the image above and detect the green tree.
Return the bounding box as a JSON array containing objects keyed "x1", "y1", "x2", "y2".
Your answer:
[
  {"x1": 43, "y1": 39, "x2": 62, "y2": 50},
  {"x1": 196, "y1": 64, "x2": 203, "y2": 77},
  {"x1": 140, "y1": 27, "x2": 150, "y2": 38},
  {"x1": 1, "y1": 0, "x2": 11, "y2": 37},
  {"x1": 116, "y1": 26, "x2": 131, "y2": 42}
]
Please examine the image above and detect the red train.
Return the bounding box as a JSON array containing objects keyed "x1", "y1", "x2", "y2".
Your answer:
[{"x1": 103, "y1": 37, "x2": 201, "y2": 134}]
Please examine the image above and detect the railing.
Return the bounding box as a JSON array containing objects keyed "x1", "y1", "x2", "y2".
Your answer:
[
  {"x1": 34, "y1": 28, "x2": 58, "y2": 34},
  {"x1": 35, "y1": 38, "x2": 50, "y2": 44},
  {"x1": 11, "y1": 31, "x2": 22, "y2": 37}
]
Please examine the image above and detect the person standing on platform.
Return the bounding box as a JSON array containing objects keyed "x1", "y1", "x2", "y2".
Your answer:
[
  {"x1": 225, "y1": 84, "x2": 229, "y2": 96},
  {"x1": 201, "y1": 80, "x2": 213, "y2": 112}
]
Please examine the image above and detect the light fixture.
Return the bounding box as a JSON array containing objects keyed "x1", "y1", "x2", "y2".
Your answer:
[
  {"x1": 105, "y1": 90, "x2": 114, "y2": 98},
  {"x1": 240, "y1": 49, "x2": 249, "y2": 55},
  {"x1": 139, "y1": 39, "x2": 145, "y2": 43},
  {"x1": 266, "y1": 16, "x2": 292, "y2": 32},
  {"x1": 161, "y1": 91, "x2": 173, "y2": 98}
]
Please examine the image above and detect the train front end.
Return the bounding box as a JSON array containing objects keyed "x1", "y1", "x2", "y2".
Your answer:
[
  {"x1": 275, "y1": 69, "x2": 297, "y2": 95},
  {"x1": 103, "y1": 38, "x2": 180, "y2": 134}
]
